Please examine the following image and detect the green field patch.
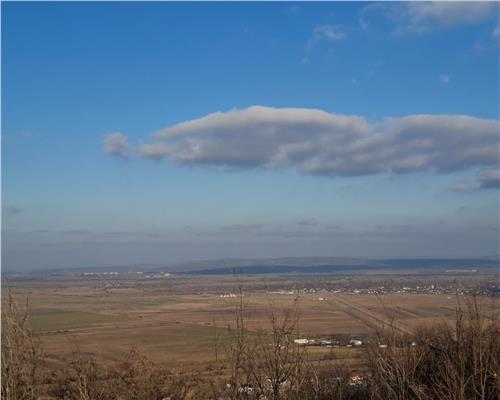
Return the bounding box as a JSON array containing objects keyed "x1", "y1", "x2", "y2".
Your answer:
[{"x1": 29, "y1": 309, "x2": 128, "y2": 331}]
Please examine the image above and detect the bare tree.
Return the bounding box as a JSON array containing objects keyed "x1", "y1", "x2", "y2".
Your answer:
[
  {"x1": 245, "y1": 297, "x2": 305, "y2": 400},
  {"x1": 223, "y1": 283, "x2": 252, "y2": 400}
]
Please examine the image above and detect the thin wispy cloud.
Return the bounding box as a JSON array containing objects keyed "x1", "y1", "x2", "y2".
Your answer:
[
  {"x1": 393, "y1": 2, "x2": 497, "y2": 35},
  {"x1": 220, "y1": 223, "x2": 264, "y2": 232},
  {"x1": 450, "y1": 167, "x2": 500, "y2": 193},
  {"x1": 492, "y1": 26, "x2": 500, "y2": 40},
  {"x1": 440, "y1": 74, "x2": 450, "y2": 84},
  {"x1": 60, "y1": 229, "x2": 90, "y2": 235},
  {"x1": 478, "y1": 167, "x2": 500, "y2": 190},
  {"x1": 306, "y1": 24, "x2": 346, "y2": 51},
  {"x1": 312, "y1": 25, "x2": 346, "y2": 42},
  {"x1": 450, "y1": 179, "x2": 479, "y2": 194},
  {"x1": 284, "y1": 4, "x2": 303, "y2": 15},
  {"x1": 2, "y1": 206, "x2": 21, "y2": 215},
  {"x1": 297, "y1": 218, "x2": 320, "y2": 227},
  {"x1": 199, "y1": 220, "x2": 495, "y2": 244}
]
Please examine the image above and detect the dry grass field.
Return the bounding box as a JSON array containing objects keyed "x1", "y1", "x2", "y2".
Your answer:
[{"x1": 2, "y1": 273, "x2": 498, "y2": 369}]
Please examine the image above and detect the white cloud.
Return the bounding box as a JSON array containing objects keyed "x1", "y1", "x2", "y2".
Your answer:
[
  {"x1": 148, "y1": 106, "x2": 371, "y2": 170},
  {"x1": 394, "y1": 2, "x2": 497, "y2": 34},
  {"x1": 138, "y1": 142, "x2": 169, "y2": 160},
  {"x1": 103, "y1": 132, "x2": 130, "y2": 159},
  {"x1": 111, "y1": 106, "x2": 499, "y2": 190}
]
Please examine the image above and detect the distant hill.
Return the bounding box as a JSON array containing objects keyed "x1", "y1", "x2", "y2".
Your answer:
[
  {"x1": 172, "y1": 257, "x2": 377, "y2": 271},
  {"x1": 174, "y1": 257, "x2": 499, "y2": 276},
  {"x1": 5, "y1": 257, "x2": 498, "y2": 277}
]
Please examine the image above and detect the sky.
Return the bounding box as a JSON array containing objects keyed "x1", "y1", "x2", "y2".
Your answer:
[{"x1": 2, "y1": 1, "x2": 499, "y2": 271}]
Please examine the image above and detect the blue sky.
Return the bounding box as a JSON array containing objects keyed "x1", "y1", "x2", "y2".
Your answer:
[{"x1": 2, "y1": 2, "x2": 499, "y2": 270}]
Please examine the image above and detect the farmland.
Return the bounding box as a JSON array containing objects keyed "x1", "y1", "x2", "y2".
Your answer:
[{"x1": 3, "y1": 270, "x2": 498, "y2": 369}]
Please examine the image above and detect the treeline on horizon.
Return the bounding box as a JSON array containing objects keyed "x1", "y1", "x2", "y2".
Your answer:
[{"x1": 1, "y1": 292, "x2": 499, "y2": 400}]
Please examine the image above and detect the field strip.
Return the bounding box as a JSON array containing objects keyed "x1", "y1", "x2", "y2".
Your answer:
[{"x1": 327, "y1": 294, "x2": 413, "y2": 335}]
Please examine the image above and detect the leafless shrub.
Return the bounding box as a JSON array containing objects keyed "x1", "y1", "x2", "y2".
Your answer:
[
  {"x1": 111, "y1": 348, "x2": 194, "y2": 400},
  {"x1": 294, "y1": 363, "x2": 368, "y2": 400},
  {"x1": 1, "y1": 291, "x2": 41, "y2": 400},
  {"x1": 51, "y1": 349, "x2": 197, "y2": 400},
  {"x1": 365, "y1": 295, "x2": 500, "y2": 400},
  {"x1": 69, "y1": 356, "x2": 113, "y2": 400},
  {"x1": 416, "y1": 295, "x2": 500, "y2": 400},
  {"x1": 365, "y1": 330, "x2": 429, "y2": 400}
]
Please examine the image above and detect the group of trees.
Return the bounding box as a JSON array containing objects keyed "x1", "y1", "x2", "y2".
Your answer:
[{"x1": 2, "y1": 291, "x2": 499, "y2": 400}]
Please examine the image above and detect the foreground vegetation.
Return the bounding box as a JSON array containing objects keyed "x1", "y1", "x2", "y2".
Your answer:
[{"x1": 2, "y1": 291, "x2": 499, "y2": 400}]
